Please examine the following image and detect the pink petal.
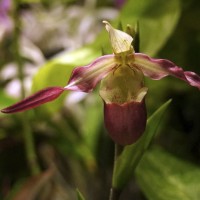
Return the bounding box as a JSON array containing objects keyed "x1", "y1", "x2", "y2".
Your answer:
[
  {"x1": 134, "y1": 53, "x2": 200, "y2": 89},
  {"x1": 1, "y1": 87, "x2": 64, "y2": 113},
  {"x1": 65, "y1": 55, "x2": 117, "y2": 92}
]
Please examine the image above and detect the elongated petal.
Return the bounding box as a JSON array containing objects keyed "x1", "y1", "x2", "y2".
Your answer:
[
  {"x1": 1, "y1": 87, "x2": 64, "y2": 113},
  {"x1": 134, "y1": 53, "x2": 200, "y2": 89},
  {"x1": 65, "y1": 55, "x2": 117, "y2": 92}
]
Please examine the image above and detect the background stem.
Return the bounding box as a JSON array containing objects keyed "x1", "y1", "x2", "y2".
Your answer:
[
  {"x1": 13, "y1": 1, "x2": 40, "y2": 175},
  {"x1": 109, "y1": 187, "x2": 121, "y2": 200}
]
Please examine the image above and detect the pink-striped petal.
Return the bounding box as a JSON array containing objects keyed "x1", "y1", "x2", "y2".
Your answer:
[
  {"x1": 65, "y1": 55, "x2": 117, "y2": 92},
  {"x1": 134, "y1": 53, "x2": 200, "y2": 89},
  {"x1": 1, "y1": 87, "x2": 64, "y2": 113}
]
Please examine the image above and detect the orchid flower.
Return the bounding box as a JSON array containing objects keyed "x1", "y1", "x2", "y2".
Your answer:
[{"x1": 1, "y1": 21, "x2": 200, "y2": 145}]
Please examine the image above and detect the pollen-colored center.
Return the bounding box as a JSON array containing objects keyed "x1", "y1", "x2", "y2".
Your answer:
[{"x1": 99, "y1": 63, "x2": 147, "y2": 104}]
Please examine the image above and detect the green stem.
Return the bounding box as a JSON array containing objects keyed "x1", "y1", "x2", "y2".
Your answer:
[
  {"x1": 21, "y1": 113, "x2": 40, "y2": 175},
  {"x1": 13, "y1": 1, "x2": 40, "y2": 175},
  {"x1": 109, "y1": 144, "x2": 123, "y2": 200}
]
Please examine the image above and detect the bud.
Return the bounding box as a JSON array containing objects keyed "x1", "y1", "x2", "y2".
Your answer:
[{"x1": 100, "y1": 65, "x2": 147, "y2": 145}]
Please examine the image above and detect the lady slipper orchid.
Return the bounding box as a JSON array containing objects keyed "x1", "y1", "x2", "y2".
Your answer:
[{"x1": 1, "y1": 21, "x2": 200, "y2": 145}]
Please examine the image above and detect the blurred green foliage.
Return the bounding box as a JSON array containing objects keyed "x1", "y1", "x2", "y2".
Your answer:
[{"x1": 136, "y1": 147, "x2": 200, "y2": 200}]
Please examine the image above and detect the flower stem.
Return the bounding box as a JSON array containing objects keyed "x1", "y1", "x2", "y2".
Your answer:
[
  {"x1": 13, "y1": 1, "x2": 40, "y2": 175},
  {"x1": 109, "y1": 144, "x2": 123, "y2": 200}
]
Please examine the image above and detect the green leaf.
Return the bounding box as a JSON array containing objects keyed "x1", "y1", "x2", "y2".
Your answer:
[
  {"x1": 112, "y1": 99, "x2": 172, "y2": 189},
  {"x1": 0, "y1": 90, "x2": 15, "y2": 117},
  {"x1": 76, "y1": 189, "x2": 86, "y2": 200},
  {"x1": 81, "y1": 94, "x2": 103, "y2": 153},
  {"x1": 120, "y1": 0, "x2": 181, "y2": 55},
  {"x1": 136, "y1": 147, "x2": 200, "y2": 200}
]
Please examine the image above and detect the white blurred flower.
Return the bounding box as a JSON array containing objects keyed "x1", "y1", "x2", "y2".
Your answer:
[{"x1": 22, "y1": 1, "x2": 118, "y2": 53}]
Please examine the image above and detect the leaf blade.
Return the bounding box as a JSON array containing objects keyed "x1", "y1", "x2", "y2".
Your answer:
[{"x1": 136, "y1": 147, "x2": 200, "y2": 200}]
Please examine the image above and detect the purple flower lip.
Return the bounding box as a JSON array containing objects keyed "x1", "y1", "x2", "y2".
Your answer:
[{"x1": 104, "y1": 100, "x2": 146, "y2": 145}]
